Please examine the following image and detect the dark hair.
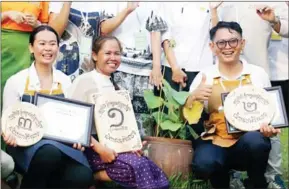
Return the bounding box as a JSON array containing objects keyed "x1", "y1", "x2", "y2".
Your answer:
[
  {"x1": 209, "y1": 21, "x2": 243, "y2": 41},
  {"x1": 92, "y1": 35, "x2": 123, "y2": 90},
  {"x1": 92, "y1": 35, "x2": 122, "y2": 55},
  {"x1": 29, "y1": 25, "x2": 60, "y2": 45}
]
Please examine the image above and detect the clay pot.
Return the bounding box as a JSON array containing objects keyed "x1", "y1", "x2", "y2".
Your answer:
[{"x1": 143, "y1": 136, "x2": 193, "y2": 179}]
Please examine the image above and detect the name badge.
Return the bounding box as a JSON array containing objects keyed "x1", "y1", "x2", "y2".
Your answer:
[
  {"x1": 79, "y1": 36, "x2": 93, "y2": 71},
  {"x1": 80, "y1": 36, "x2": 93, "y2": 55},
  {"x1": 134, "y1": 30, "x2": 148, "y2": 51},
  {"x1": 170, "y1": 39, "x2": 176, "y2": 48},
  {"x1": 271, "y1": 31, "x2": 282, "y2": 41}
]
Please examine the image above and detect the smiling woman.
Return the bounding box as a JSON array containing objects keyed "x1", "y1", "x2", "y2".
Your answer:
[
  {"x1": 1, "y1": 2, "x2": 51, "y2": 106},
  {"x1": 2, "y1": 25, "x2": 94, "y2": 189},
  {"x1": 67, "y1": 35, "x2": 169, "y2": 189}
]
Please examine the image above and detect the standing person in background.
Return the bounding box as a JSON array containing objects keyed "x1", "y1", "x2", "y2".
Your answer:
[
  {"x1": 211, "y1": 2, "x2": 288, "y2": 188},
  {"x1": 1, "y1": 1, "x2": 49, "y2": 105},
  {"x1": 98, "y1": 2, "x2": 167, "y2": 137},
  {"x1": 159, "y1": 2, "x2": 222, "y2": 137},
  {"x1": 1, "y1": 1, "x2": 71, "y2": 106},
  {"x1": 160, "y1": 2, "x2": 222, "y2": 91},
  {"x1": 258, "y1": 4, "x2": 289, "y2": 189},
  {"x1": 48, "y1": 2, "x2": 140, "y2": 82}
]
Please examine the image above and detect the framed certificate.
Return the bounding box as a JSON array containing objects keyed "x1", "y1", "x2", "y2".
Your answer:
[
  {"x1": 265, "y1": 86, "x2": 288, "y2": 128},
  {"x1": 34, "y1": 93, "x2": 94, "y2": 147},
  {"x1": 221, "y1": 86, "x2": 288, "y2": 134}
]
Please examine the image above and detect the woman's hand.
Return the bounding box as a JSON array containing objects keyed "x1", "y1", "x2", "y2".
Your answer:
[
  {"x1": 260, "y1": 123, "x2": 281, "y2": 137},
  {"x1": 72, "y1": 143, "x2": 85, "y2": 152},
  {"x1": 150, "y1": 66, "x2": 163, "y2": 90},
  {"x1": 98, "y1": 145, "x2": 118, "y2": 163},
  {"x1": 126, "y1": 2, "x2": 139, "y2": 14},
  {"x1": 209, "y1": 2, "x2": 223, "y2": 10},
  {"x1": 132, "y1": 141, "x2": 147, "y2": 157},
  {"x1": 24, "y1": 13, "x2": 40, "y2": 28},
  {"x1": 172, "y1": 67, "x2": 187, "y2": 89},
  {"x1": 7, "y1": 11, "x2": 25, "y2": 24},
  {"x1": 2, "y1": 133, "x2": 17, "y2": 147}
]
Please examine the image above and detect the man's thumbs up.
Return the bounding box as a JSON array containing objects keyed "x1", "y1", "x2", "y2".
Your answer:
[
  {"x1": 191, "y1": 73, "x2": 212, "y2": 101},
  {"x1": 200, "y1": 73, "x2": 207, "y2": 85}
]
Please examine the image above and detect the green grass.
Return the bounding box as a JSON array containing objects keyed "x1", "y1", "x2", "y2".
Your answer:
[
  {"x1": 169, "y1": 174, "x2": 210, "y2": 189},
  {"x1": 168, "y1": 128, "x2": 289, "y2": 188},
  {"x1": 280, "y1": 128, "x2": 288, "y2": 185}
]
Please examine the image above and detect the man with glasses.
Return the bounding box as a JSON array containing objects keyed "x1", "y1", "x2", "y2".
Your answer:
[
  {"x1": 211, "y1": 3, "x2": 288, "y2": 188},
  {"x1": 185, "y1": 21, "x2": 280, "y2": 189}
]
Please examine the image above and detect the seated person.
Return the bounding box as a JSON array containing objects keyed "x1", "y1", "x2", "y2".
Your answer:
[
  {"x1": 2, "y1": 25, "x2": 94, "y2": 189},
  {"x1": 184, "y1": 21, "x2": 280, "y2": 189},
  {"x1": 67, "y1": 35, "x2": 169, "y2": 189}
]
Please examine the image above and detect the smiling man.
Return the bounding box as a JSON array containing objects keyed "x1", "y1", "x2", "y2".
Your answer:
[
  {"x1": 210, "y1": 3, "x2": 288, "y2": 188},
  {"x1": 185, "y1": 21, "x2": 281, "y2": 189}
]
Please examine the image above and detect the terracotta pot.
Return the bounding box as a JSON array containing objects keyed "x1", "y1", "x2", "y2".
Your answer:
[{"x1": 143, "y1": 136, "x2": 193, "y2": 179}]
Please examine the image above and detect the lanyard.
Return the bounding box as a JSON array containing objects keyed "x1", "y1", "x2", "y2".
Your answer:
[
  {"x1": 219, "y1": 75, "x2": 244, "y2": 93},
  {"x1": 80, "y1": 11, "x2": 92, "y2": 36},
  {"x1": 80, "y1": 11, "x2": 89, "y2": 26},
  {"x1": 136, "y1": 10, "x2": 143, "y2": 32}
]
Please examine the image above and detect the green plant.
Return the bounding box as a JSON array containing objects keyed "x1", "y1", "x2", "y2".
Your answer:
[{"x1": 143, "y1": 79, "x2": 200, "y2": 139}]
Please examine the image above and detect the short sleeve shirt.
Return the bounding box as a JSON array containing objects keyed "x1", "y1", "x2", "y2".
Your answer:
[
  {"x1": 101, "y1": 2, "x2": 167, "y2": 76},
  {"x1": 1, "y1": 2, "x2": 49, "y2": 32},
  {"x1": 49, "y1": 2, "x2": 106, "y2": 82},
  {"x1": 189, "y1": 58, "x2": 271, "y2": 112}
]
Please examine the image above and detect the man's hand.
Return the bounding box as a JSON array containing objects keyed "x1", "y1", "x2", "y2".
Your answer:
[
  {"x1": 149, "y1": 66, "x2": 163, "y2": 90},
  {"x1": 2, "y1": 133, "x2": 17, "y2": 147},
  {"x1": 24, "y1": 13, "x2": 39, "y2": 28},
  {"x1": 126, "y1": 2, "x2": 139, "y2": 14},
  {"x1": 172, "y1": 67, "x2": 187, "y2": 89},
  {"x1": 260, "y1": 123, "x2": 281, "y2": 137},
  {"x1": 256, "y1": 6, "x2": 276, "y2": 23},
  {"x1": 191, "y1": 74, "x2": 212, "y2": 101},
  {"x1": 7, "y1": 11, "x2": 25, "y2": 24}
]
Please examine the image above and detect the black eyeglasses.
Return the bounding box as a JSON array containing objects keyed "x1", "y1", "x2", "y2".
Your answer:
[{"x1": 215, "y1": 38, "x2": 241, "y2": 49}]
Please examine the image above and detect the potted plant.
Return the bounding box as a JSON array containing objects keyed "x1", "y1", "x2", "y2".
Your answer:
[{"x1": 142, "y1": 79, "x2": 203, "y2": 179}]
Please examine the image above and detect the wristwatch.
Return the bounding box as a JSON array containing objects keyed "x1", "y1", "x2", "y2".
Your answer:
[{"x1": 270, "y1": 16, "x2": 280, "y2": 27}]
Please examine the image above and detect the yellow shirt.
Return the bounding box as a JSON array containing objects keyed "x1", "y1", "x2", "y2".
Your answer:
[{"x1": 1, "y1": 2, "x2": 49, "y2": 32}]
